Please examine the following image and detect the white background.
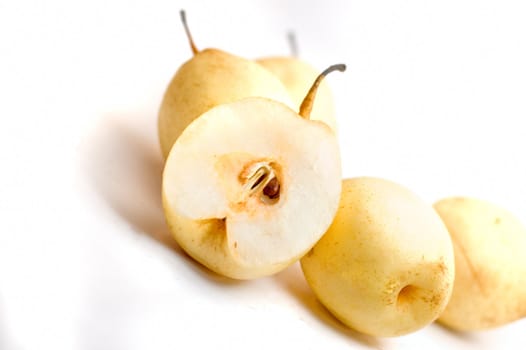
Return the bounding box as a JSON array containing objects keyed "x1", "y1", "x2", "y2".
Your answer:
[{"x1": 1, "y1": 0, "x2": 526, "y2": 349}]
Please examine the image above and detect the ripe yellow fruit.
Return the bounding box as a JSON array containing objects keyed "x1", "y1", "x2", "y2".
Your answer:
[
  {"x1": 301, "y1": 177, "x2": 455, "y2": 337},
  {"x1": 162, "y1": 97, "x2": 341, "y2": 279}
]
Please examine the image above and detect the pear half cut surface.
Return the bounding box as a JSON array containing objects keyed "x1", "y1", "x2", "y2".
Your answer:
[{"x1": 162, "y1": 97, "x2": 342, "y2": 279}]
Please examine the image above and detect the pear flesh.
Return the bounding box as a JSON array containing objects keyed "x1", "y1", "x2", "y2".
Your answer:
[
  {"x1": 434, "y1": 197, "x2": 526, "y2": 331},
  {"x1": 258, "y1": 57, "x2": 337, "y2": 132},
  {"x1": 158, "y1": 49, "x2": 293, "y2": 158},
  {"x1": 301, "y1": 177, "x2": 455, "y2": 337},
  {"x1": 162, "y1": 97, "x2": 341, "y2": 279}
]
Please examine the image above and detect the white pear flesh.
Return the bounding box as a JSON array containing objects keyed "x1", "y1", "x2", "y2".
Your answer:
[
  {"x1": 300, "y1": 177, "x2": 455, "y2": 337},
  {"x1": 257, "y1": 57, "x2": 337, "y2": 132},
  {"x1": 162, "y1": 97, "x2": 341, "y2": 280},
  {"x1": 158, "y1": 49, "x2": 293, "y2": 158},
  {"x1": 434, "y1": 197, "x2": 526, "y2": 331}
]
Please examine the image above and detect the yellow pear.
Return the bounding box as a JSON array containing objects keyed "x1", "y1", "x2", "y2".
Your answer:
[
  {"x1": 434, "y1": 197, "x2": 526, "y2": 331},
  {"x1": 162, "y1": 65, "x2": 345, "y2": 279},
  {"x1": 158, "y1": 11, "x2": 293, "y2": 158},
  {"x1": 301, "y1": 177, "x2": 455, "y2": 337}
]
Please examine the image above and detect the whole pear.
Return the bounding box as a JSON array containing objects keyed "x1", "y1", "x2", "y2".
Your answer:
[
  {"x1": 301, "y1": 177, "x2": 455, "y2": 337},
  {"x1": 435, "y1": 197, "x2": 526, "y2": 331}
]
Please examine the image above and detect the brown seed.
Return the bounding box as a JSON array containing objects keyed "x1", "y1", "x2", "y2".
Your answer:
[{"x1": 263, "y1": 177, "x2": 280, "y2": 199}]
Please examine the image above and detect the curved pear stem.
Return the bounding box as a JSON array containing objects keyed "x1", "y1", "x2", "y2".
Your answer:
[
  {"x1": 180, "y1": 10, "x2": 199, "y2": 55},
  {"x1": 287, "y1": 31, "x2": 298, "y2": 57},
  {"x1": 299, "y1": 63, "x2": 346, "y2": 119}
]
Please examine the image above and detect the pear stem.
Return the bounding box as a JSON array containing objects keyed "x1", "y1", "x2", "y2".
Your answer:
[
  {"x1": 287, "y1": 31, "x2": 298, "y2": 57},
  {"x1": 299, "y1": 63, "x2": 346, "y2": 119},
  {"x1": 180, "y1": 10, "x2": 199, "y2": 55}
]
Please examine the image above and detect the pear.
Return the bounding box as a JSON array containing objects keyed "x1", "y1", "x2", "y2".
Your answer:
[
  {"x1": 162, "y1": 65, "x2": 345, "y2": 279},
  {"x1": 300, "y1": 177, "x2": 455, "y2": 337},
  {"x1": 158, "y1": 11, "x2": 293, "y2": 158},
  {"x1": 434, "y1": 197, "x2": 526, "y2": 331},
  {"x1": 257, "y1": 33, "x2": 337, "y2": 132}
]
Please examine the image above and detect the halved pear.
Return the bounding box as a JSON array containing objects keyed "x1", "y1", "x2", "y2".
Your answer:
[
  {"x1": 158, "y1": 11, "x2": 293, "y2": 158},
  {"x1": 162, "y1": 97, "x2": 341, "y2": 279},
  {"x1": 257, "y1": 57, "x2": 337, "y2": 132}
]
